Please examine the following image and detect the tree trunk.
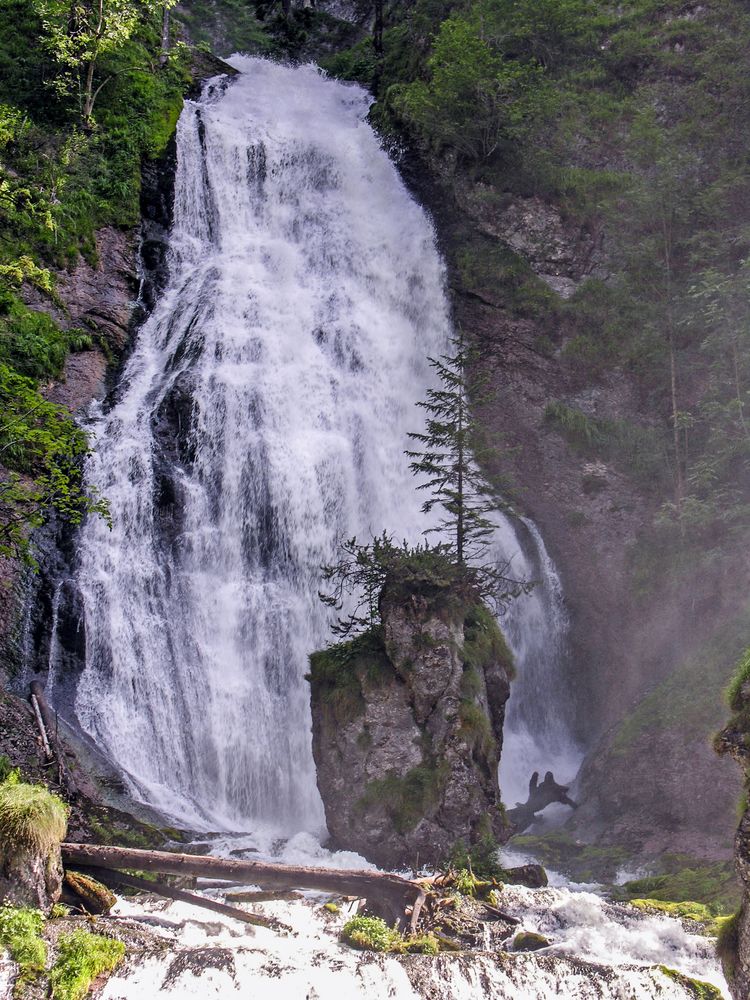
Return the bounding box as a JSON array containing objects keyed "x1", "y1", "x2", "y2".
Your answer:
[
  {"x1": 82, "y1": 59, "x2": 96, "y2": 122},
  {"x1": 160, "y1": 5, "x2": 170, "y2": 65},
  {"x1": 61, "y1": 844, "x2": 426, "y2": 930}
]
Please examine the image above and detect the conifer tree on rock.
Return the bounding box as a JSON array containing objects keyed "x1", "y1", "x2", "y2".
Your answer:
[{"x1": 407, "y1": 330, "x2": 528, "y2": 609}]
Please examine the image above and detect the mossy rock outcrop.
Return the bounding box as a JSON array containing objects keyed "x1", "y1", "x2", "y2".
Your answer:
[
  {"x1": 0, "y1": 780, "x2": 68, "y2": 913},
  {"x1": 309, "y1": 575, "x2": 513, "y2": 868}
]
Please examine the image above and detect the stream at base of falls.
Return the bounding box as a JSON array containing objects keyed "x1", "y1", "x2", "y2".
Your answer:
[{"x1": 67, "y1": 835, "x2": 729, "y2": 1000}]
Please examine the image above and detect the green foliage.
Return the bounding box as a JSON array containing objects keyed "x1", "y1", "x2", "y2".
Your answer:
[
  {"x1": 0, "y1": 755, "x2": 17, "y2": 783},
  {"x1": 49, "y1": 930, "x2": 125, "y2": 1000},
  {"x1": 0, "y1": 779, "x2": 68, "y2": 854},
  {"x1": 174, "y1": 0, "x2": 271, "y2": 54},
  {"x1": 715, "y1": 909, "x2": 740, "y2": 977},
  {"x1": 392, "y1": 13, "x2": 545, "y2": 162},
  {"x1": 726, "y1": 645, "x2": 750, "y2": 714},
  {"x1": 463, "y1": 602, "x2": 514, "y2": 678},
  {"x1": 319, "y1": 531, "x2": 514, "y2": 639},
  {"x1": 357, "y1": 762, "x2": 448, "y2": 834},
  {"x1": 0, "y1": 290, "x2": 91, "y2": 381},
  {"x1": 341, "y1": 915, "x2": 401, "y2": 952},
  {"x1": 544, "y1": 400, "x2": 666, "y2": 485},
  {"x1": 615, "y1": 855, "x2": 740, "y2": 914},
  {"x1": 340, "y1": 915, "x2": 439, "y2": 954},
  {"x1": 629, "y1": 898, "x2": 716, "y2": 927},
  {"x1": 407, "y1": 332, "x2": 531, "y2": 606},
  {"x1": 0, "y1": 906, "x2": 47, "y2": 992},
  {"x1": 32, "y1": 0, "x2": 178, "y2": 121},
  {"x1": 458, "y1": 699, "x2": 495, "y2": 759},
  {"x1": 444, "y1": 834, "x2": 505, "y2": 881},
  {"x1": 0, "y1": 363, "x2": 109, "y2": 564},
  {"x1": 307, "y1": 628, "x2": 390, "y2": 723},
  {"x1": 0, "y1": 0, "x2": 198, "y2": 559}
]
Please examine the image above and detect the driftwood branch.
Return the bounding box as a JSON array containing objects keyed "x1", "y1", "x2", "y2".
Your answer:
[
  {"x1": 29, "y1": 691, "x2": 52, "y2": 760},
  {"x1": 61, "y1": 843, "x2": 424, "y2": 931},
  {"x1": 506, "y1": 770, "x2": 578, "y2": 833},
  {"x1": 74, "y1": 867, "x2": 286, "y2": 929}
]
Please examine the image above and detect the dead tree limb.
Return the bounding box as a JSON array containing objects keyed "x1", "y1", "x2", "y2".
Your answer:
[
  {"x1": 29, "y1": 691, "x2": 52, "y2": 760},
  {"x1": 506, "y1": 770, "x2": 578, "y2": 833},
  {"x1": 71, "y1": 867, "x2": 288, "y2": 930},
  {"x1": 61, "y1": 843, "x2": 424, "y2": 930}
]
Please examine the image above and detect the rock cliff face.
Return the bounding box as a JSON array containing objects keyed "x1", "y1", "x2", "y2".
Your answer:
[
  {"x1": 309, "y1": 583, "x2": 513, "y2": 868},
  {"x1": 715, "y1": 674, "x2": 750, "y2": 999}
]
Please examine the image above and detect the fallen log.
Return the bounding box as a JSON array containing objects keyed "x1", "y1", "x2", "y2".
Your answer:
[
  {"x1": 61, "y1": 843, "x2": 426, "y2": 931},
  {"x1": 225, "y1": 889, "x2": 302, "y2": 903},
  {"x1": 73, "y1": 867, "x2": 287, "y2": 930}
]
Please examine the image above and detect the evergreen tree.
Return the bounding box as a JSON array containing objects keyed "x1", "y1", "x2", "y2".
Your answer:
[
  {"x1": 406, "y1": 330, "x2": 532, "y2": 608},
  {"x1": 407, "y1": 332, "x2": 506, "y2": 568},
  {"x1": 319, "y1": 333, "x2": 529, "y2": 638}
]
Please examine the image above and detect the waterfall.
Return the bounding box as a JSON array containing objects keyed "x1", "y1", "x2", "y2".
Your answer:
[
  {"x1": 51, "y1": 56, "x2": 579, "y2": 834},
  {"x1": 496, "y1": 518, "x2": 582, "y2": 811}
]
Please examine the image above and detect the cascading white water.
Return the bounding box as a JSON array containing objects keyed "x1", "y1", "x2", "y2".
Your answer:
[
  {"x1": 57, "y1": 56, "x2": 579, "y2": 834},
  {"x1": 67, "y1": 58, "x2": 446, "y2": 831},
  {"x1": 496, "y1": 518, "x2": 582, "y2": 810}
]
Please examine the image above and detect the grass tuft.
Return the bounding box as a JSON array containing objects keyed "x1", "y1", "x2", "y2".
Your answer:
[{"x1": 0, "y1": 780, "x2": 68, "y2": 855}]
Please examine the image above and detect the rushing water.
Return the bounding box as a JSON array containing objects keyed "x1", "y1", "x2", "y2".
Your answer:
[{"x1": 47, "y1": 56, "x2": 579, "y2": 833}]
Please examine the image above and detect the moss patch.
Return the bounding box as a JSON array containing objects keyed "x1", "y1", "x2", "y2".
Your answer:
[
  {"x1": 715, "y1": 909, "x2": 740, "y2": 978},
  {"x1": 308, "y1": 628, "x2": 392, "y2": 724},
  {"x1": 0, "y1": 906, "x2": 47, "y2": 993},
  {"x1": 341, "y1": 915, "x2": 439, "y2": 955},
  {"x1": 357, "y1": 762, "x2": 448, "y2": 834},
  {"x1": 657, "y1": 966, "x2": 722, "y2": 1000},
  {"x1": 48, "y1": 929, "x2": 125, "y2": 1000},
  {"x1": 613, "y1": 854, "x2": 740, "y2": 914},
  {"x1": 462, "y1": 602, "x2": 514, "y2": 678},
  {"x1": 513, "y1": 930, "x2": 550, "y2": 951}
]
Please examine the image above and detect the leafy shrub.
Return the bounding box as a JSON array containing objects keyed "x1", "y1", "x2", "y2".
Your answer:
[{"x1": 445, "y1": 834, "x2": 505, "y2": 881}]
